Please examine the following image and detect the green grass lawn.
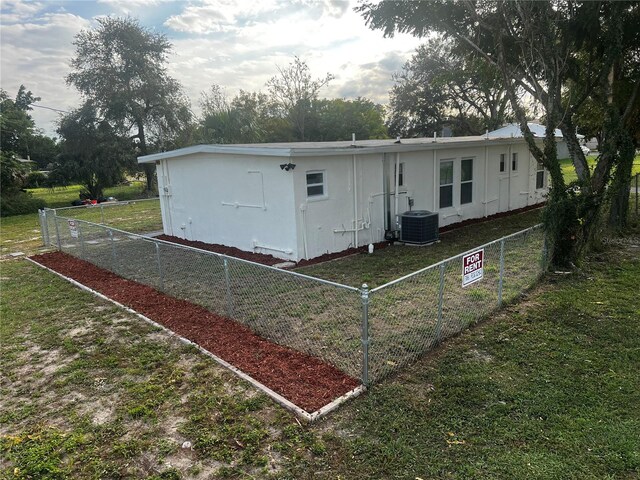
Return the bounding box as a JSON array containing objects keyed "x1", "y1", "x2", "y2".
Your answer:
[
  {"x1": 561, "y1": 154, "x2": 640, "y2": 184},
  {"x1": 300, "y1": 207, "x2": 543, "y2": 288},
  {"x1": 2, "y1": 222, "x2": 638, "y2": 478},
  {"x1": 28, "y1": 181, "x2": 152, "y2": 209}
]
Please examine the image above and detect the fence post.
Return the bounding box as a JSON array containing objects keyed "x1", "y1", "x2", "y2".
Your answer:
[
  {"x1": 435, "y1": 263, "x2": 446, "y2": 342},
  {"x1": 223, "y1": 258, "x2": 233, "y2": 317},
  {"x1": 77, "y1": 221, "x2": 86, "y2": 259},
  {"x1": 498, "y1": 238, "x2": 505, "y2": 307},
  {"x1": 100, "y1": 204, "x2": 105, "y2": 224},
  {"x1": 38, "y1": 210, "x2": 46, "y2": 246},
  {"x1": 43, "y1": 210, "x2": 50, "y2": 246},
  {"x1": 155, "y1": 242, "x2": 164, "y2": 290},
  {"x1": 360, "y1": 283, "x2": 370, "y2": 386},
  {"x1": 53, "y1": 209, "x2": 62, "y2": 251},
  {"x1": 108, "y1": 229, "x2": 117, "y2": 271}
]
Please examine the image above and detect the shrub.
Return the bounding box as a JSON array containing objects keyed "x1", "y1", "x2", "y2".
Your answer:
[
  {"x1": 24, "y1": 171, "x2": 48, "y2": 188},
  {"x1": 0, "y1": 191, "x2": 46, "y2": 216}
]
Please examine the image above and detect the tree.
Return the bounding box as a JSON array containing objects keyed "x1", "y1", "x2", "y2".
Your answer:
[
  {"x1": 0, "y1": 86, "x2": 39, "y2": 158},
  {"x1": 199, "y1": 86, "x2": 270, "y2": 144},
  {"x1": 267, "y1": 57, "x2": 334, "y2": 141},
  {"x1": 388, "y1": 38, "x2": 512, "y2": 138},
  {"x1": 0, "y1": 86, "x2": 47, "y2": 215},
  {"x1": 309, "y1": 97, "x2": 388, "y2": 141},
  {"x1": 67, "y1": 17, "x2": 192, "y2": 191},
  {"x1": 55, "y1": 103, "x2": 133, "y2": 199},
  {"x1": 358, "y1": 0, "x2": 638, "y2": 266}
]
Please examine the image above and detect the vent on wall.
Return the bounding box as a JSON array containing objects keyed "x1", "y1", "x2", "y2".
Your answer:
[{"x1": 400, "y1": 210, "x2": 439, "y2": 244}]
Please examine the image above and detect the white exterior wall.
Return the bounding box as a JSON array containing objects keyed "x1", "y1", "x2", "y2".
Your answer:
[
  {"x1": 157, "y1": 153, "x2": 299, "y2": 261},
  {"x1": 395, "y1": 141, "x2": 545, "y2": 229},
  {"x1": 291, "y1": 154, "x2": 385, "y2": 260},
  {"x1": 151, "y1": 138, "x2": 548, "y2": 263}
]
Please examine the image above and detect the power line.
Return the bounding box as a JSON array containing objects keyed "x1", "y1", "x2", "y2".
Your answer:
[{"x1": 31, "y1": 103, "x2": 69, "y2": 114}]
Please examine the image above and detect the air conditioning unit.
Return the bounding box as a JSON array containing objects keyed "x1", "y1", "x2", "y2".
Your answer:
[{"x1": 400, "y1": 210, "x2": 439, "y2": 244}]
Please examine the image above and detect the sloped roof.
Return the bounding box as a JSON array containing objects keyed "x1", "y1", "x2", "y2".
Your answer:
[{"x1": 487, "y1": 122, "x2": 584, "y2": 139}]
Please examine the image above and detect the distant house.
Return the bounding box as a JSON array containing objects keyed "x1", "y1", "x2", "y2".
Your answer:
[
  {"x1": 138, "y1": 136, "x2": 548, "y2": 262},
  {"x1": 487, "y1": 122, "x2": 585, "y2": 159}
]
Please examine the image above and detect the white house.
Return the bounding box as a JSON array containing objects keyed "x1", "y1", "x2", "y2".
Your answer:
[
  {"x1": 138, "y1": 136, "x2": 548, "y2": 262},
  {"x1": 487, "y1": 122, "x2": 585, "y2": 159}
]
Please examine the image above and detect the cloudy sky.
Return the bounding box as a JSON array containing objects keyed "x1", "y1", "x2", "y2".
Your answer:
[{"x1": 0, "y1": 0, "x2": 423, "y2": 137}]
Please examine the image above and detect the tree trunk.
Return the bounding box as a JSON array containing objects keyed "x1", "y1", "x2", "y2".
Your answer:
[
  {"x1": 607, "y1": 131, "x2": 634, "y2": 229},
  {"x1": 135, "y1": 121, "x2": 156, "y2": 193}
]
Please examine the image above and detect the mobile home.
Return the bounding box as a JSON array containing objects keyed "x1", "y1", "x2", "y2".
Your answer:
[{"x1": 138, "y1": 136, "x2": 547, "y2": 262}]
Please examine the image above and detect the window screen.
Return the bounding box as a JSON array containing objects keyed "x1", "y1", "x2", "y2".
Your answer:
[
  {"x1": 306, "y1": 171, "x2": 325, "y2": 197},
  {"x1": 440, "y1": 161, "x2": 454, "y2": 208},
  {"x1": 461, "y1": 158, "x2": 473, "y2": 204}
]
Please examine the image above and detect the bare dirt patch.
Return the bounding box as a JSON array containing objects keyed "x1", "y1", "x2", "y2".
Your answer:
[{"x1": 31, "y1": 251, "x2": 361, "y2": 413}]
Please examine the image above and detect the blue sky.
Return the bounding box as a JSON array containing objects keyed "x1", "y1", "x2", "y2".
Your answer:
[{"x1": 0, "y1": 0, "x2": 423, "y2": 137}]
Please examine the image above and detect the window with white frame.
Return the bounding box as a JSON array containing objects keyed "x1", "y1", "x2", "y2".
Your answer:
[
  {"x1": 536, "y1": 161, "x2": 545, "y2": 189},
  {"x1": 394, "y1": 162, "x2": 405, "y2": 187},
  {"x1": 440, "y1": 160, "x2": 454, "y2": 208},
  {"x1": 512, "y1": 152, "x2": 518, "y2": 171},
  {"x1": 499, "y1": 153, "x2": 506, "y2": 173},
  {"x1": 461, "y1": 158, "x2": 473, "y2": 204},
  {"x1": 306, "y1": 171, "x2": 326, "y2": 198}
]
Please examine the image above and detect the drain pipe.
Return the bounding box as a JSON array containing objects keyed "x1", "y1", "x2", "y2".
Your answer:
[
  {"x1": 300, "y1": 203, "x2": 309, "y2": 259},
  {"x1": 394, "y1": 152, "x2": 400, "y2": 229},
  {"x1": 353, "y1": 152, "x2": 358, "y2": 249},
  {"x1": 484, "y1": 144, "x2": 489, "y2": 217}
]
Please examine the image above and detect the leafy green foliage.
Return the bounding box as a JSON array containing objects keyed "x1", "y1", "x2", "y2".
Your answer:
[
  {"x1": 67, "y1": 17, "x2": 192, "y2": 191},
  {"x1": 55, "y1": 103, "x2": 132, "y2": 199},
  {"x1": 388, "y1": 38, "x2": 510, "y2": 138}
]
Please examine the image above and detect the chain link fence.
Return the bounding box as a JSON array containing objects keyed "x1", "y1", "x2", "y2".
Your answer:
[
  {"x1": 39, "y1": 205, "x2": 549, "y2": 387},
  {"x1": 366, "y1": 225, "x2": 546, "y2": 383}
]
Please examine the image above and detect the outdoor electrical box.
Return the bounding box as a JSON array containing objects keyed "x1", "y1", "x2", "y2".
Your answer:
[{"x1": 400, "y1": 210, "x2": 439, "y2": 244}]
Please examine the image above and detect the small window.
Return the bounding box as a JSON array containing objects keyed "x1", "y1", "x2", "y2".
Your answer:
[
  {"x1": 536, "y1": 161, "x2": 545, "y2": 189},
  {"x1": 394, "y1": 162, "x2": 405, "y2": 187},
  {"x1": 461, "y1": 158, "x2": 473, "y2": 204},
  {"x1": 440, "y1": 160, "x2": 454, "y2": 208},
  {"x1": 499, "y1": 154, "x2": 506, "y2": 173},
  {"x1": 306, "y1": 171, "x2": 325, "y2": 198},
  {"x1": 512, "y1": 152, "x2": 518, "y2": 171}
]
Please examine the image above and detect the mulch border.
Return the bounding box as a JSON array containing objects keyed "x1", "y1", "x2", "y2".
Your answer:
[{"x1": 28, "y1": 252, "x2": 364, "y2": 419}]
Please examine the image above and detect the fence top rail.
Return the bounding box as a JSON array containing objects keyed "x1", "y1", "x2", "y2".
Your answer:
[
  {"x1": 370, "y1": 223, "x2": 543, "y2": 293},
  {"x1": 51, "y1": 212, "x2": 360, "y2": 292},
  {"x1": 46, "y1": 197, "x2": 160, "y2": 212}
]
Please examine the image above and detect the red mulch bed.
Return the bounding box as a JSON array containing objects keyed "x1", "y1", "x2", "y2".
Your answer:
[
  {"x1": 31, "y1": 251, "x2": 361, "y2": 413},
  {"x1": 156, "y1": 235, "x2": 283, "y2": 266}
]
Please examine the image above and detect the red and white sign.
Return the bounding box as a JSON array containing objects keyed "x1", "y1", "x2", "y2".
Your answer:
[
  {"x1": 462, "y1": 249, "x2": 484, "y2": 287},
  {"x1": 68, "y1": 219, "x2": 79, "y2": 239}
]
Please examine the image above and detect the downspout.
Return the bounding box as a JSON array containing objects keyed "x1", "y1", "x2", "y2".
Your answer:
[
  {"x1": 484, "y1": 145, "x2": 489, "y2": 217},
  {"x1": 394, "y1": 152, "x2": 400, "y2": 228},
  {"x1": 353, "y1": 153, "x2": 358, "y2": 248},
  {"x1": 508, "y1": 143, "x2": 512, "y2": 210},
  {"x1": 300, "y1": 204, "x2": 308, "y2": 260},
  {"x1": 433, "y1": 149, "x2": 438, "y2": 210}
]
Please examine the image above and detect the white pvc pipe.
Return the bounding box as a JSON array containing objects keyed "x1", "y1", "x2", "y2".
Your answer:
[
  {"x1": 433, "y1": 150, "x2": 437, "y2": 210},
  {"x1": 507, "y1": 143, "x2": 512, "y2": 211},
  {"x1": 353, "y1": 154, "x2": 358, "y2": 248},
  {"x1": 394, "y1": 152, "x2": 400, "y2": 227},
  {"x1": 300, "y1": 205, "x2": 308, "y2": 260},
  {"x1": 484, "y1": 145, "x2": 489, "y2": 217}
]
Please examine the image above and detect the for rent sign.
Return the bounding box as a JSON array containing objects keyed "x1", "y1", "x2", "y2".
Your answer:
[
  {"x1": 462, "y1": 249, "x2": 484, "y2": 287},
  {"x1": 68, "y1": 220, "x2": 79, "y2": 239}
]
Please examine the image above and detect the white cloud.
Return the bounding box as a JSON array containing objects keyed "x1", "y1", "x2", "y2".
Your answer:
[
  {"x1": 0, "y1": 11, "x2": 90, "y2": 136},
  {"x1": 1, "y1": 0, "x2": 423, "y2": 136}
]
